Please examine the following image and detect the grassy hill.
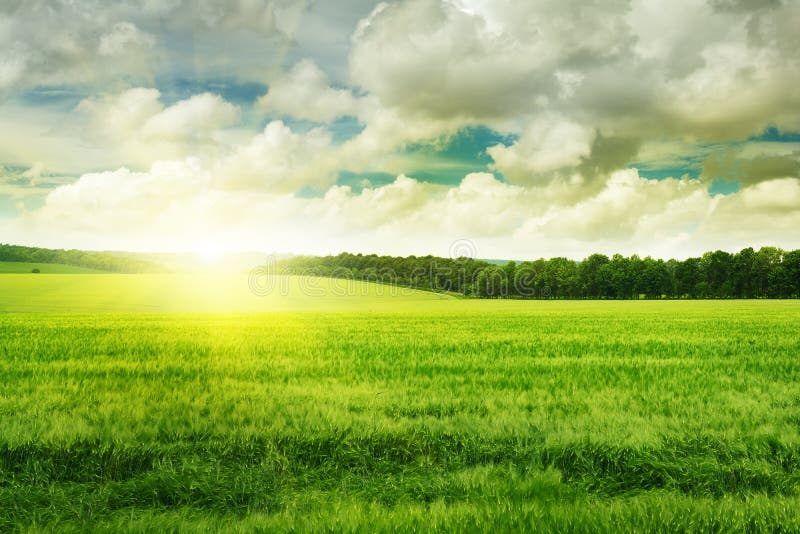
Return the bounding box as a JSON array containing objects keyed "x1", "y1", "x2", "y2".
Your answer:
[
  {"x1": 0, "y1": 243, "x2": 164, "y2": 273},
  {"x1": 0, "y1": 273, "x2": 455, "y2": 313},
  {"x1": 0, "y1": 261, "x2": 108, "y2": 274}
]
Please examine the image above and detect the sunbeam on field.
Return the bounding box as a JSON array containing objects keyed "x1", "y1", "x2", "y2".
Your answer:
[{"x1": 196, "y1": 243, "x2": 225, "y2": 265}]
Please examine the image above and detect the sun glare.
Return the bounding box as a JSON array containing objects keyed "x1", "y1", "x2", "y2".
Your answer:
[{"x1": 196, "y1": 243, "x2": 224, "y2": 264}]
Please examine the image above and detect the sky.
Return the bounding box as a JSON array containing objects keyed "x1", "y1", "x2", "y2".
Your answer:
[{"x1": 0, "y1": 0, "x2": 799, "y2": 260}]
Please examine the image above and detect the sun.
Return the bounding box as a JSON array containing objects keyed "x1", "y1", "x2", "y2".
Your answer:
[{"x1": 196, "y1": 243, "x2": 224, "y2": 264}]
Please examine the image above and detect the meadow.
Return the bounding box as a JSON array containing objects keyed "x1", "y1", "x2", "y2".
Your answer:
[{"x1": 1, "y1": 273, "x2": 800, "y2": 531}]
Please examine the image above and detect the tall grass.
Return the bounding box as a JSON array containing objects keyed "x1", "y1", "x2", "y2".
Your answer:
[{"x1": 1, "y1": 301, "x2": 799, "y2": 530}]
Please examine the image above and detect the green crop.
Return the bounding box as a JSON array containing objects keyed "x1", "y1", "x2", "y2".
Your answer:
[{"x1": 1, "y1": 274, "x2": 799, "y2": 531}]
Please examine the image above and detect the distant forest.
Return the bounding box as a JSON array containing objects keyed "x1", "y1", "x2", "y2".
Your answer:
[
  {"x1": 278, "y1": 248, "x2": 800, "y2": 299},
  {"x1": 0, "y1": 244, "x2": 162, "y2": 273},
  {"x1": 4, "y1": 243, "x2": 799, "y2": 298}
]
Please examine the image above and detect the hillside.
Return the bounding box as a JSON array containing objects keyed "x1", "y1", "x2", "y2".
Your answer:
[
  {"x1": 0, "y1": 261, "x2": 108, "y2": 274},
  {"x1": 0, "y1": 273, "x2": 454, "y2": 313},
  {"x1": 0, "y1": 244, "x2": 164, "y2": 273}
]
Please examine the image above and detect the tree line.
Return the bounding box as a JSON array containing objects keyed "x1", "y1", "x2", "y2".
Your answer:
[
  {"x1": 0, "y1": 244, "x2": 163, "y2": 273},
  {"x1": 277, "y1": 247, "x2": 800, "y2": 299}
]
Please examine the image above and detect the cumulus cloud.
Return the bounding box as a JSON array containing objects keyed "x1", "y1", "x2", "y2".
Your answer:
[
  {"x1": 692, "y1": 178, "x2": 800, "y2": 251},
  {"x1": 98, "y1": 22, "x2": 155, "y2": 56},
  {"x1": 0, "y1": 0, "x2": 323, "y2": 98},
  {"x1": 217, "y1": 120, "x2": 334, "y2": 193},
  {"x1": 737, "y1": 178, "x2": 800, "y2": 212},
  {"x1": 75, "y1": 89, "x2": 241, "y2": 165},
  {"x1": 349, "y1": 0, "x2": 632, "y2": 121},
  {"x1": 80, "y1": 89, "x2": 240, "y2": 142},
  {"x1": 702, "y1": 149, "x2": 800, "y2": 186},
  {"x1": 318, "y1": 175, "x2": 442, "y2": 229},
  {"x1": 77, "y1": 88, "x2": 164, "y2": 141},
  {"x1": 350, "y1": 0, "x2": 800, "y2": 141},
  {"x1": 7, "y1": 155, "x2": 798, "y2": 259},
  {"x1": 488, "y1": 115, "x2": 594, "y2": 185},
  {"x1": 258, "y1": 59, "x2": 361, "y2": 122},
  {"x1": 526, "y1": 170, "x2": 710, "y2": 242},
  {"x1": 142, "y1": 94, "x2": 240, "y2": 141},
  {"x1": 0, "y1": 4, "x2": 156, "y2": 93}
]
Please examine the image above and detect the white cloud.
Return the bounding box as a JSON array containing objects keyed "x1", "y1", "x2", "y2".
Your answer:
[
  {"x1": 143, "y1": 93, "x2": 240, "y2": 141},
  {"x1": 488, "y1": 115, "x2": 594, "y2": 184},
  {"x1": 0, "y1": 5, "x2": 157, "y2": 94},
  {"x1": 10, "y1": 157, "x2": 799, "y2": 259},
  {"x1": 258, "y1": 59, "x2": 360, "y2": 122},
  {"x1": 75, "y1": 89, "x2": 241, "y2": 166},
  {"x1": 0, "y1": 43, "x2": 27, "y2": 90},
  {"x1": 692, "y1": 178, "x2": 800, "y2": 251},
  {"x1": 98, "y1": 22, "x2": 155, "y2": 56},
  {"x1": 349, "y1": 0, "x2": 800, "y2": 142},
  {"x1": 0, "y1": 1, "x2": 315, "y2": 94},
  {"x1": 349, "y1": 0, "x2": 633, "y2": 121},
  {"x1": 217, "y1": 120, "x2": 334, "y2": 193},
  {"x1": 331, "y1": 95, "x2": 467, "y2": 175},
  {"x1": 78, "y1": 88, "x2": 164, "y2": 140},
  {"x1": 316, "y1": 175, "x2": 441, "y2": 229},
  {"x1": 739, "y1": 178, "x2": 800, "y2": 212},
  {"x1": 526, "y1": 170, "x2": 710, "y2": 242}
]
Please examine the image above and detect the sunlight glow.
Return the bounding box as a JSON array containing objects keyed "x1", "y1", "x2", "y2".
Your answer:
[{"x1": 196, "y1": 243, "x2": 224, "y2": 264}]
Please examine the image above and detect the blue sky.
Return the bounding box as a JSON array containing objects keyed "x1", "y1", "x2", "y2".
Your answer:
[{"x1": 0, "y1": 0, "x2": 798, "y2": 258}]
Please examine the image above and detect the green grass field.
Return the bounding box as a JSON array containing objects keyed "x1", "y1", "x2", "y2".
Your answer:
[
  {"x1": 2, "y1": 274, "x2": 800, "y2": 531},
  {"x1": 0, "y1": 261, "x2": 107, "y2": 274}
]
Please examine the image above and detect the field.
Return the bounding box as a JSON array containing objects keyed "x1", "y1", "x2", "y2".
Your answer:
[{"x1": 2, "y1": 274, "x2": 800, "y2": 531}]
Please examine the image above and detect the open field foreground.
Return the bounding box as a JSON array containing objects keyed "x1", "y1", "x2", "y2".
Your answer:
[{"x1": 1, "y1": 275, "x2": 800, "y2": 531}]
